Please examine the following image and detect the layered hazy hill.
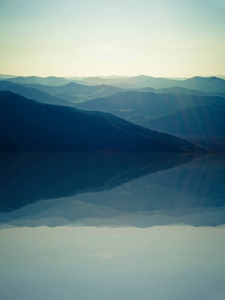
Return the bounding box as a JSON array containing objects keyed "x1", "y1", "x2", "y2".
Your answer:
[
  {"x1": 1, "y1": 74, "x2": 180, "y2": 89},
  {"x1": 80, "y1": 75, "x2": 225, "y2": 92},
  {"x1": 0, "y1": 80, "x2": 76, "y2": 107},
  {"x1": 3, "y1": 76, "x2": 71, "y2": 86},
  {"x1": 140, "y1": 86, "x2": 205, "y2": 96},
  {"x1": 2, "y1": 75, "x2": 225, "y2": 104},
  {"x1": 1, "y1": 75, "x2": 225, "y2": 144},
  {"x1": 146, "y1": 106, "x2": 225, "y2": 138},
  {"x1": 177, "y1": 76, "x2": 225, "y2": 93},
  {"x1": 0, "y1": 92, "x2": 199, "y2": 152},
  {"x1": 77, "y1": 91, "x2": 220, "y2": 117},
  {"x1": 20, "y1": 82, "x2": 122, "y2": 101},
  {"x1": 3, "y1": 74, "x2": 225, "y2": 91},
  {"x1": 79, "y1": 75, "x2": 181, "y2": 89},
  {"x1": 77, "y1": 91, "x2": 225, "y2": 138},
  {"x1": 0, "y1": 80, "x2": 122, "y2": 104}
]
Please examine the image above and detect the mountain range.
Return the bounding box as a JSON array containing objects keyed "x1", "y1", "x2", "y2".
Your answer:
[
  {"x1": 77, "y1": 91, "x2": 225, "y2": 139},
  {"x1": 0, "y1": 80, "x2": 122, "y2": 104},
  {"x1": 78, "y1": 75, "x2": 225, "y2": 92},
  {"x1": 2, "y1": 75, "x2": 225, "y2": 92},
  {"x1": 2, "y1": 75, "x2": 71, "y2": 86},
  {"x1": 0, "y1": 91, "x2": 200, "y2": 153},
  {"x1": 1, "y1": 75, "x2": 225, "y2": 148},
  {"x1": 1, "y1": 75, "x2": 225, "y2": 103},
  {"x1": 20, "y1": 82, "x2": 122, "y2": 101},
  {"x1": 79, "y1": 75, "x2": 181, "y2": 89}
]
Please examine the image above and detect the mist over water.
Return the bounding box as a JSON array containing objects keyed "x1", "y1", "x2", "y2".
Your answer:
[{"x1": 1, "y1": 226, "x2": 225, "y2": 300}]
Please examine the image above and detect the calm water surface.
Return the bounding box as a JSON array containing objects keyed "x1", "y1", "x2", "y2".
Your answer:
[{"x1": 0, "y1": 153, "x2": 225, "y2": 300}]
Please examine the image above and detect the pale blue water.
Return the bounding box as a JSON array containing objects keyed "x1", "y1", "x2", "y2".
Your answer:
[{"x1": 0, "y1": 153, "x2": 225, "y2": 300}]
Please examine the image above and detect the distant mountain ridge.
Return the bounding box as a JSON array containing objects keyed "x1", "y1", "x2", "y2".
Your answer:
[
  {"x1": 2, "y1": 75, "x2": 225, "y2": 92},
  {"x1": 0, "y1": 80, "x2": 122, "y2": 103},
  {"x1": 80, "y1": 75, "x2": 225, "y2": 92},
  {"x1": 80, "y1": 75, "x2": 181, "y2": 89},
  {"x1": 4, "y1": 76, "x2": 71, "y2": 86},
  {"x1": 21, "y1": 81, "x2": 123, "y2": 101},
  {"x1": 177, "y1": 76, "x2": 225, "y2": 93}
]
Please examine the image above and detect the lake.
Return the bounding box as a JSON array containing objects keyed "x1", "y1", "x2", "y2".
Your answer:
[{"x1": 1, "y1": 152, "x2": 225, "y2": 300}]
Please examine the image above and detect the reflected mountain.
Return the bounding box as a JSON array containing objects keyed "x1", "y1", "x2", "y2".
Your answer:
[
  {"x1": 2, "y1": 198, "x2": 224, "y2": 228},
  {"x1": 1, "y1": 153, "x2": 225, "y2": 227},
  {"x1": 0, "y1": 152, "x2": 195, "y2": 212}
]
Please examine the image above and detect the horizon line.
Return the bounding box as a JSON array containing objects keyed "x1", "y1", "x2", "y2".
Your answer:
[{"x1": 0, "y1": 74, "x2": 225, "y2": 79}]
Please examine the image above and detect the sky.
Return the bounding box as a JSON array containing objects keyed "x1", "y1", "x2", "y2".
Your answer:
[{"x1": 0, "y1": 0, "x2": 225, "y2": 77}]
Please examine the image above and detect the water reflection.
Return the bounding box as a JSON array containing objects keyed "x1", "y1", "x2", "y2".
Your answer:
[
  {"x1": 0, "y1": 152, "x2": 193, "y2": 212},
  {"x1": 1, "y1": 153, "x2": 225, "y2": 300},
  {"x1": 1, "y1": 153, "x2": 225, "y2": 227}
]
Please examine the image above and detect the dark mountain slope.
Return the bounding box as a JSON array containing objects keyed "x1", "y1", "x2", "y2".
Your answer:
[{"x1": 0, "y1": 92, "x2": 200, "y2": 152}]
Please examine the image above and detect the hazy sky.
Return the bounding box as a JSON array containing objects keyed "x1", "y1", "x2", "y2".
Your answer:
[{"x1": 0, "y1": 0, "x2": 225, "y2": 77}]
